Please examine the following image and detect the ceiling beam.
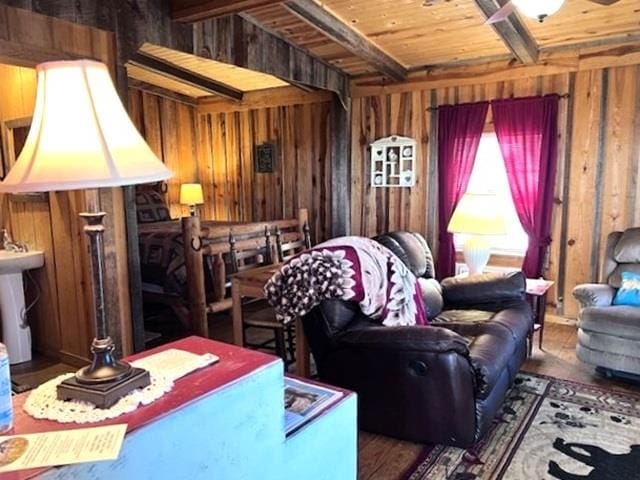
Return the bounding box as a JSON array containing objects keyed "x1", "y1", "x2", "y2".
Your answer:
[
  {"x1": 474, "y1": 0, "x2": 539, "y2": 64},
  {"x1": 127, "y1": 52, "x2": 244, "y2": 101},
  {"x1": 171, "y1": 0, "x2": 283, "y2": 22},
  {"x1": 283, "y1": 0, "x2": 407, "y2": 81}
]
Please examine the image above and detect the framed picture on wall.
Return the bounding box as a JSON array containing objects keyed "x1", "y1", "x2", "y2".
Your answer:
[
  {"x1": 1, "y1": 116, "x2": 47, "y2": 202},
  {"x1": 254, "y1": 142, "x2": 277, "y2": 173}
]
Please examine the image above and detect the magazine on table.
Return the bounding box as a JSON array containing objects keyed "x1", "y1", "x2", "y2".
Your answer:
[{"x1": 284, "y1": 377, "x2": 344, "y2": 435}]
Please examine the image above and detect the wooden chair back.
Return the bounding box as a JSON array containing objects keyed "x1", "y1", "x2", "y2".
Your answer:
[
  {"x1": 275, "y1": 223, "x2": 312, "y2": 262},
  {"x1": 228, "y1": 226, "x2": 275, "y2": 274}
]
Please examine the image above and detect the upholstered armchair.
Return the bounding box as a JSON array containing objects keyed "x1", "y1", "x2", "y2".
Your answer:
[{"x1": 573, "y1": 228, "x2": 640, "y2": 377}]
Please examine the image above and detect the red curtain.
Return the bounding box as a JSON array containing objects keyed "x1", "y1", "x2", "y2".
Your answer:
[
  {"x1": 492, "y1": 95, "x2": 559, "y2": 278},
  {"x1": 436, "y1": 102, "x2": 489, "y2": 279}
]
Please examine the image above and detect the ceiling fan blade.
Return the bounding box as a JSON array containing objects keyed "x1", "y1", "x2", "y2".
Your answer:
[
  {"x1": 484, "y1": 1, "x2": 517, "y2": 25},
  {"x1": 587, "y1": 0, "x2": 620, "y2": 4}
]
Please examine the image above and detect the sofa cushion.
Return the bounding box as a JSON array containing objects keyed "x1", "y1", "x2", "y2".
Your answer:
[
  {"x1": 612, "y1": 271, "x2": 640, "y2": 306},
  {"x1": 579, "y1": 306, "x2": 640, "y2": 340},
  {"x1": 432, "y1": 309, "x2": 494, "y2": 324},
  {"x1": 608, "y1": 264, "x2": 640, "y2": 289},
  {"x1": 577, "y1": 329, "x2": 640, "y2": 360},
  {"x1": 613, "y1": 227, "x2": 640, "y2": 263},
  {"x1": 373, "y1": 231, "x2": 435, "y2": 279},
  {"x1": 417, "y1": 277, "x2": 443, "y2": 318},
  {"x1": 441, "y1": 272, "x2": 525, "y2": 310}
]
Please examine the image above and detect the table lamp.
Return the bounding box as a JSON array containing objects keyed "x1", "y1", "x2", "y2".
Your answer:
[
  {"x1": 180, "y1": 183, "x2": 204, "y2": 216},
  {"x1": 0, "y1": 60, "x2": 172, "y2": 408},
  {"x1": 447, "y1": 192, "x2": 506, "y2": 275}
]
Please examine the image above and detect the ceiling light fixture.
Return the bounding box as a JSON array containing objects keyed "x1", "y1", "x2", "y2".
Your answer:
[{"x1": 512, "y1": 0, "x2": 565, "y2": 22}]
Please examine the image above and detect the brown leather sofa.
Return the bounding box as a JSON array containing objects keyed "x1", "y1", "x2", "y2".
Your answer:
[{"x1": 301, "y1": 232, "x2": 532, "y2": 447}]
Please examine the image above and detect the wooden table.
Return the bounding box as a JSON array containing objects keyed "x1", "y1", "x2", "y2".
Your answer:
[
  {"x1": 526, "y1": 278, "x2": 555, "y2": 356},
  {"x1": 231, "y1": 264, "x2": 310, "y2": 377}
]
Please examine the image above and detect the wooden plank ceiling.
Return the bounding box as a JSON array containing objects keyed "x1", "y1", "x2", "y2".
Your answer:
[
  {"x1": 157, "y1": 0, "x2": 640, "y2": 94},
  {"x1": 242, "y1": 0, "x2": 639, "y2": 77}
]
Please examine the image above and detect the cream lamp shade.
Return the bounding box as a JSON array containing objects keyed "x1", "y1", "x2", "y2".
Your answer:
[
  {"x1": 0, "y1": 60, "x2": 172, "y2": 193},
  {"x1": 180, "y1": 183, "x2": 205, "y2": 205},
  {"x1": 448, "y1": 192, "x2": 506, "y2": 275},
  {"x1": 512, "y1": 0, "x2": 565, "y2": 21},
  {"x1": 447, "y1": 192, "x2": 507, "y2": 236}
]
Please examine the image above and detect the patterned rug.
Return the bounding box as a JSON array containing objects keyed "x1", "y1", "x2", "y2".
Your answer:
[{"x1": 401, "y1": 373, "x2": 640, "y2": 480}]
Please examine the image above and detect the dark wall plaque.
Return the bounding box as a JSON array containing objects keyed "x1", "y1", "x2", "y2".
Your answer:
[{"x1": 255, "y1": 142, "x2": 276, "y2": 173}]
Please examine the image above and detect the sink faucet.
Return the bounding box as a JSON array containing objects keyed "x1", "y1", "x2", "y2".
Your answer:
[{"x1": 1, "y1": 229, "x2": 28, "y2": 253}]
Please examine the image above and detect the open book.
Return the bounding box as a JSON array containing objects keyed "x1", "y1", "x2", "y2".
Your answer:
[{"x1": 284, "y1": 377, "x2": 343, "y2": 436}]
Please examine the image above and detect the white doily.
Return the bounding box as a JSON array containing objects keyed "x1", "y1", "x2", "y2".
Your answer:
[{"x1": 23, "y1": 349, "x2": 219, "y2": 424}]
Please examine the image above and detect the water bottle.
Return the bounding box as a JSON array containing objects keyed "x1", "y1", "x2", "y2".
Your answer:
[{"x1": 0, "y1": 343, "x2": 12, "y2": 434}]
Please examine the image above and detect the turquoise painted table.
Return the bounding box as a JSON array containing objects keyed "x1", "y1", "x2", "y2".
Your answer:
[{"x1": 7, "y1": 337, "x2": 358, "y2": 480}]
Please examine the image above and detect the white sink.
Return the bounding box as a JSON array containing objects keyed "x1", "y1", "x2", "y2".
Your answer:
[
  {"x1": 0, "y1": 249, "x2": 44, "y2": 364},
  {"x1": 0, "y1": 250, "x2": 44, "y2": 274}
]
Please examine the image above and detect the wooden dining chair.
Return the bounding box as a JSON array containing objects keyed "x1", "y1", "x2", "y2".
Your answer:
[
  {"x1": 229, "y1": 227, "x2": 294, "y2": 365},
  {"x1": 275, "y1": 223, "x2": 311, "y2": 262}
]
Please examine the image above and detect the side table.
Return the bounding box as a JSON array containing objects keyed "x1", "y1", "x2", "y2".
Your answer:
[{"x1": 525, "y1": 278, "x2": 554, "y2": 356}]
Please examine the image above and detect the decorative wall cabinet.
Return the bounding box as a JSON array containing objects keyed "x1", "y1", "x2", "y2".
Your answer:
[{"x1": 370, "y1": 135, "x2": 416, "y2": 187}]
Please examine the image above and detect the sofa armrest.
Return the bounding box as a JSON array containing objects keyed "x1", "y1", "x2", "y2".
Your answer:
[
  {"x1": 336, "y1": 325, "x2": 469, "y2": 355},
  {"x1": 441, "y1": 271, "x2": 526, "y2": 311},
  {"x1": 572, "y1": 283, "x2": 616, "y2": 308}
]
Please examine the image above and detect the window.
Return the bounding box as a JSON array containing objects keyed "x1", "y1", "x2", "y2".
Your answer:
[{"x1": 453, "y1": 133, "x2": 528, "y2": 255}]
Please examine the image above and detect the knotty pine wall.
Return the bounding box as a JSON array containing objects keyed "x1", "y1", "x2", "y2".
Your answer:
[
  {"x1": 351, "y1": 64, "x2": 640, "y2": 319},
  {"x1": 128, "y1": 89, "x2": 333, "y2": 244}
]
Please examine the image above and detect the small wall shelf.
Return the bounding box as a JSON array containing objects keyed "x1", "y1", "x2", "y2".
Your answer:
[{"x1": 370, "y1": 135, "x2": 417, "y2": 187}]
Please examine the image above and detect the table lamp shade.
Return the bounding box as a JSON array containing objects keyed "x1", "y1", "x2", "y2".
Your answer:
[
  {"x1": 180, "y1": 183, "x2": 204, "y2": 205},
  {"x1": 447, "y1": 192, "x2": 507, "y2": 235},
  {"x1": 0, "y1": 60, "x2": 172, "y2": 194}
]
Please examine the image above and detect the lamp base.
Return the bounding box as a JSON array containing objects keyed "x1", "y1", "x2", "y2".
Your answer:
[
  {"x1": 463, "y1": 235, "x2": 491, "y2": 275},
  {"x1": 57, "y1": 367, "x2": 150, "y2": 409}
]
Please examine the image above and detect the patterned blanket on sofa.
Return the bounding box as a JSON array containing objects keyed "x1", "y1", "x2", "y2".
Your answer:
[{"x1": 264, "y1": 236, "x2": 427, "y2": 326}]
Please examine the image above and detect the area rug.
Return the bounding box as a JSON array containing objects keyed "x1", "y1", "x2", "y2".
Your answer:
[{"x1": 401, "y1": 373, "x2": 640, "y2": 480}]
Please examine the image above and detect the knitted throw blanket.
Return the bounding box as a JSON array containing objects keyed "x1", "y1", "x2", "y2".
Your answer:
[{"x1": 264, "y1": 236, "x2": 427, "y2": 326}]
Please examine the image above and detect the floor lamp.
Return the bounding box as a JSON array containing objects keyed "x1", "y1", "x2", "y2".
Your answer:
[
  {"x1": 447, "y1": 192, "x2": 506, "y2": 275},
  {"x1": 0, "y1": 60, "x2": 172, "y2": 408}
]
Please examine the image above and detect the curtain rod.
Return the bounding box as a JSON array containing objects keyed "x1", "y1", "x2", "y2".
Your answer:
[{"x1": 425, "y1": 93, "x2": 570, "y2": 112}]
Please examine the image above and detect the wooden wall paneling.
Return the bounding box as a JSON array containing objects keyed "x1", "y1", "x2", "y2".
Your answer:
[
  {"x1": 281, "y1": 104, "x2": 296, "y2": 222},
  {"x1": 239, "y1": 110, "x2": 254, "y2": 223},
  {"x1": 633, "y1": 67, "x2": 640, "y2": 228},
  {"x1": 140, "y1": 92, "x2": 164, "y2": 158},
  {"x1": 409, "y1": 90, "x2": 427, "y2": 236},
  {"x1": 542, "y1": 73, "x2": 572, "y2": 313},
  {"x1": 251, "y1": 108, "x2": 267, "y2": 221},
  {"x1": 311, "y1": 102, "x2": 328, "y2": 242},
  {"x1": 225, "y1": 111, "x2": 242, "y2": 221},
  {"x1": 426, "y1": 89, "x2": 439, "y2": 252},
  {"x1": 197, "y1": 113, "x2": 214, "y2": 220},
  {"x1": 349, "y1": 97, "x2": 363, "y2": 236},
  {"x1": 599, "y1": 66, "x2": 638, "y2": 253},
  {"x1": 296, "y1": 104, "x2": 314, "y2": 236},
  {"x1": 159, "y1": 98, "x2": 181, "y2": 218},
  {"x1": 329, "y1": 95, "x2": 349, "y2": 237},
  {"x1": 268, "y1": 106, "x2": 281, "y2": 223},
  {"x1": 555, "y1": 69, "x2": 603, "y2": 318},
  {"x1": 26, "y1": 200, "x2": 60, "y2": 358},
  {"x1": 49, "y1": 191, "x2": 92, "y2": 364}
]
